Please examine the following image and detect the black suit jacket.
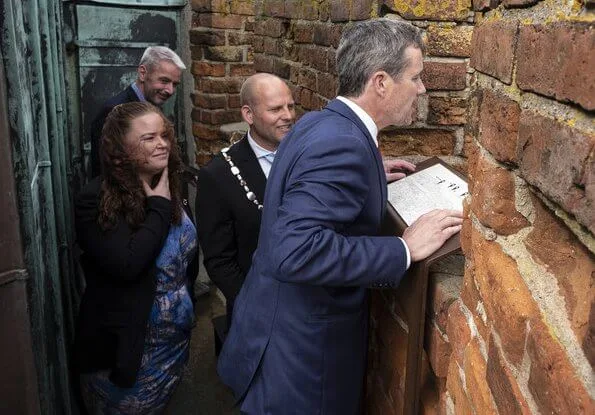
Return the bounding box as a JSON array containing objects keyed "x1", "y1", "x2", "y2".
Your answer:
[
  {"x1": 196, "y1": 136, "x2": 266, "y2": 318},
  {"x1": 90, "y1": 85, "x2": 140, "y2": 177},
  {"x1": 73, "y1": 177, "x2": 199, "y2": 388}
]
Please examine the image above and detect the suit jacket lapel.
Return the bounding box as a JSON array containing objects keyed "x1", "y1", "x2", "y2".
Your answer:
[
  {"x1": 229, "y1": 135, "x2": 267, "y2": 204},
  {"x1": 325, "y1": 99, "x2": 387, "y2": 208}
]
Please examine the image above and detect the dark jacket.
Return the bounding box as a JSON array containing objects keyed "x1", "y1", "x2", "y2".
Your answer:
[
  {"x1": 195, "y1": 136, "x2": 265, "y2": 319},
  {"x1": 89, "y1": 86, "x2": 140, "y2": 177},
  {"x1": 73, "y1": 177, "x2": 199, "y2": 388}
]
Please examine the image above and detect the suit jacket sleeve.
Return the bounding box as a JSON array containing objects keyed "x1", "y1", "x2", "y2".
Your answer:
[
  {"x1": 269, "y1": 133, "x2": 407, "y2": 287},
  {"x1": 75, "y1": 183, "x2": 172, "y2": 281},
  {"x1": 196, "y1": 165, "x2": 244, "y2": 301}
]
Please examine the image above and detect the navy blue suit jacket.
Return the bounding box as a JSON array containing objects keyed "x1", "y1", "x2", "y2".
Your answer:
[{"x1": 217, "y1": 99, "x2": 409, "y2": 414}]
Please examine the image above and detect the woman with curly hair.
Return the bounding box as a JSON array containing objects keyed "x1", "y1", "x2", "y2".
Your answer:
[{"x1": 73, "y1": 102, "x2": 199, "y2": 414}]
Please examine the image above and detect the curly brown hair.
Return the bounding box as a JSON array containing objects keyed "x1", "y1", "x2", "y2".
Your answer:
[{"x1": 98, "y1": 102, "x2": 183, "y2": 230}]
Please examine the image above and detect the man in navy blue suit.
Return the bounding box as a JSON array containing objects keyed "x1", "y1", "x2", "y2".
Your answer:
[
  {"x1": 89, "y1": 46, "x2": 185, "y2": 177},
  {"x1": 217, "y1": 19, "x2": 463, "y2": 414}
]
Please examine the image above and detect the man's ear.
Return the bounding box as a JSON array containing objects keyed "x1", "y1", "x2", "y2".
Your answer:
[
  {"x1": 241, "y1": 105, "x2": 253, "y2": 125},
  {"x1": 370, "y1": 71, "x2": 389, "y2": 97},
  {"x1": 138, "y1": 65, "x2": 147, "y2": 81}
]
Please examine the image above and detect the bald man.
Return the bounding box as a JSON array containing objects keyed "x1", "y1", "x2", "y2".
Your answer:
[{"x1": 196, "y1": 73, "x2": 296, "y2": 334}]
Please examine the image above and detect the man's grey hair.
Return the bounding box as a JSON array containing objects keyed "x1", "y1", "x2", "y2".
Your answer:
[
  {"x1": 336, "y1": 19, "x2": 424, "y2": 97},
  {"x1": 139, "y1": 46, "x2": 186, "y2": 70}
]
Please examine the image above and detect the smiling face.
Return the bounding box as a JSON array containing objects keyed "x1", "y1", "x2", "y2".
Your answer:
[
  {"x1": 138, "y1": 60, "x2": 182, "y2": 106},
  {"x1": 124, "y1": 111, "x2": 171, "y2": 179},
  {"x1": 382, "y1": 46, "x2": 426, "y2": 127},
  {"x1": 241, "y1": 78, "x2": 296, "y2": 151}
]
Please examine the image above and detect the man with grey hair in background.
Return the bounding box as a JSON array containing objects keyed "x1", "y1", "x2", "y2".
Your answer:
[
  {"x1": 217, "y1": 19, "x2": 463, "y2": 414},
  {"x1": 89, "y1": 46, "x2": 186, "y2": 177}
]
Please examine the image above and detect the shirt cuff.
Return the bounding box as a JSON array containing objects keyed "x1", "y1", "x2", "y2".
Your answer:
[{"x1": 397, "y1": 237, "x2": 411, "y2": 270}]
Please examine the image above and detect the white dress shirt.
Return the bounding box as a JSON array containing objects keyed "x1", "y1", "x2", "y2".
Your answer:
[{"x1": 247, "y1": 132, "x2": 275, "y2": 179}]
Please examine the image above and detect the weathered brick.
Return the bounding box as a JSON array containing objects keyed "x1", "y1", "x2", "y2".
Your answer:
[
  {"x1": 191, "y1": 61, "x2": 226, "y2": 77},
  {"x1": 230, "y1": 0, "x2": 254, "y2": 15},
  {"x1": 427, "y1": 268, "x2": 463, "y2": 332},
  {"x1": 380, "y1": 128, "x2": 457, "y2": 156},
  {"x1": 229, "y1": 63, "x2": 254, "y2": 76},
  {"x1": 463, "y1": 339, "x2": 498, "y2": 414},
  {"x1": 193, "y1": 122, "x2": 222, "y2": 141},
  {"x1": 296, "y1": 67, "x2": 317, "y2": 91},
  {"x1": 330, "y1": 0, "x2": 351, "y2": 22},
  {"x1": 285, "y1": 0, "x2": 320, "y2": 20},
  {"x1": 502, "y1": 0, "x2": 541, "y2": 7},
  {"x1": 524, "y1": 194, "x2": 594, "y2": 358},
  {"x1": 527, "y1": 319, "x2": 595, "y2": 414},
  {"x1": 383, "y1": 0, "x2": 471, "y2": 21},
  {"x1": 470, "y1": 229, "x2": 540, "y2": 367},
  {"x1": 198, "y1": 77, "x2": 243, "y2": 93},
  {"x1": 199, "y1": 108, "x2": 241, "y2": 125},
  {"x1": 293, "y1": 22, "x2": 314, "y2": 43},
  {"x1": 446, "y1": 359, "x2": 474, "y2": 415},
  {"x1": 470, "y1": 154, "x2": 530, "y2": 235},
  {"x1": 228, "y1": 31, "x2": 254, "y2": 45},
  {"x1": 254, "y1": 18, "x2": 287, "y2": 37},
  {"x1": 517, "y1": 111, "x2": 594, "y2": 233},
  {"x1": 425, "y1": 320, "x2": 451, "y2": 378},
  {"x1": 471, "y1": 20, "x2": 518, "y2": 84},
  {"x1": 262, "y1": 0, "x2": 285, "y2": 17},
  {"x1": 486, "y1": 334, "x2": 532, "y2": 415},
  {"x1": 198, "y1": 13, "x2": 244, "y2": 29},
  {"x1": 472, "y1": 0, "x2": 500, "y2": 11},
  {"x1": 427, "y1": 96, "x2": 467, "y2": 125},
  {"x1": 272, "y1": 57, "x2": 291, "y2": 79},
  {"x1": 192, "y1": 92, "x2": 226, "y2": 109},
  {"x1": 460, "y1": 262, "x2": 491, "y2": 343},
  {"x1": 446, "y1": 299, "x2": 473, "y2": 366},
  {"x1": 203, "y1": 46, "x2": 244, "y2": 62},
  {"x1": 190, "y1": 45, "x2": 203, "y2": 60},
  {"x1": 189, "y1": 28, "x2": 225, "y2": 46},
  {"x1": 313, "y1": 23, "x2": 342, "y2": 48},
  {"x1": 421, "y1": 61, "x2": 467, "y2": 91},
  {"x1": 228, "y1": 94, "x2": 241, "y2": 109},
  {"x1": 316, "y1": 72, "x2": 338, "y2": 99},
  {"x1": 254, "y1": 54, "x2": 274, "y2": 72},
  {"x1": 351, "y1": 0, "x2": 376, "y2": 20},
  {"x1": 263, "y1": 37, "x2": 284, "y2": 56},
  {"x1": 191, "y1": 0, "x2": 227, "y2": 13},
  {"x1": 426, "y1": 25, "x2": 474, "y2": 57},
  {"x1": 517, "y1": 23, "x2": 595, "y2": 111},
  {"x1": 478, "y1": 89, "x2": 520, "y2": 164},
  {"x1": 253, "y1": 35, "x2": 264, "y2": 53}
]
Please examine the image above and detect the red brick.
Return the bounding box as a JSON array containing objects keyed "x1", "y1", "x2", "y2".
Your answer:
[
  {"x1": 203, "y1": 45, "x2": 244, "y2": 62},
  {"x1": 470, "y1": 230, "x2": 540, "y2": 367},
  {"x1": 189, "y1": 28, "x2": 225, "y2": 46},
  {"x1": 446, "y1": 359, "x2": 473, "y2": 415},
  {"x1": 470, "y1": 154, "x2": 530, "y2": 235},
  {"x1": 191, "y1": 0, "x2": 227, "y2": 13},
  {"x1": 262, "y1": 0, "x2": 285, "y2": 17},
  {"x1": 199, "y1": 109, "x2": 241, "y2": 125},
  {"x1": 272, "y1": 58, "x2": 291, "y2": 79},
  {"x1": 190, "y1": 45, "x2": 203, "y2": 60},
  {"x1": 427, "y1": 266, "x2": 463, "y2": 332},
  {"x1": 198, "y1": 77, "x2": 243, "y2": 93},
  {"x1": 478, "y1": 89, "x2": 520, "y2": 164},
  {"x1": 228, "y1": 94, "x2": 241, "y2": 109},
  {"x1": 254, "y1": 18, "x2": 287, "y2": 38},
  {"x1": 253, "y1": 35, "x2": 264, "y2": 53},
  {"x1": 191, "y1": 61, "x2": 225, "y2": 77},
  {"x1": 228, "y1": 31, "x2": 254, "y2": 45},
  {"x1": 427, "y1": 96, "x2": 467, "y2": 125},
  {"x1": 517, "y1": 23, "x2": 594, "y2": 111},
  {"x1": 351, "y1": 0, "x2": 376, "y2": 20},
  {"x1": 229, "y1": 63, "x2": 254, "y2": 77},
  {"x1": 463, "y1": 339, "x2": 498, "y2": 414},
  {"x1": 421, "y1": 61, "x2": 467, "y2": 91},
  {"x1": 254, "y1": 54, "x2": 274, "y2": 72},
  {"x1": 383, "y1": 0, "x2": 471, "y2": 22},
  {"x1": 486, "y1": 334, "x2": 532, "y2": 415},
  {"x1": 524, "y1": 194, "x2": 594, "y2": 358},
  {"x1": 471, "y1": 20, "x2": 518, "y2": 84},
  {"x1": 446, "y1": 299, "x2": 473, "y2": 366},
  {"x1": 193, "y1": 122, "x2": 222, "y2": 141},
  {"x1": 198, "y1": 13, "x2": 244, "y2": 29},
  {"x1": 192, "y1": 92, "x2": 226, "y2": 109},
  {"x1": 296, "y1": 67, "x2": 317, "y2": 91},
  {"x1": 527, "y1": 319, "x2": 595, "y2": 414},
  {"x1": 517, "y1": 111, "x2": 594, "y2": 233},
  {"x1": 472, "y1": 0, "x2": 500, "y2": 11},
  {"x1": 285, "y1": 0, "x2": 320, "y2": 20},
  {"x1": 330, "y1": 0, "x2": 351, "y2": 22},
  {"x1": 380, "y1": 128, "x2": 457, "y2": 156},
  {"x1": 230, "y1": 0, "x2": 254, "y2": 15},
  {"x1": 293, "y1": 22, "x2": 314, "y2": 43},
  {"x1": 263, "y1": 37, "x2": 284, "y2": 56},
  {"x1": 313, "y1": 23, "x2": 342, "y2": 47},
  {"x1": 425, "y1": 320, "x2": 451, "y2": 378},
  {"x1": 426, "y1": 25, "x2": 474, "y2": 57},
  {"x1": 502, "y1": 0, "x2": 541, "y2": 6}
]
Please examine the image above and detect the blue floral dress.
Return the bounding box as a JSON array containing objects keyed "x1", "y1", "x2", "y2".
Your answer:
[{"x1": 81, "y1": 211, "x2": 197, "y2": 414}]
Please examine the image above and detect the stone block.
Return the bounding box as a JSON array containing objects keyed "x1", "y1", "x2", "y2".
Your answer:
[
  {"x1": 517, "y1": 111, "x2": 594, "y2": 233},
  {"x1": 517, "y1": 23, "x2": 594, "y2": 111},
  {"x1": 446, "y1": 299, "x2": 473, "y2": 367},
  {"x1": 427, "y1": 96, "x2": 467, "y2": 125},
  {"x1": 463, "y1": 339, "x2": 498, "y2": 414},
  {"x1": 471, "y1": 20, "x2": 518, "y2": 84},
  {"x1": 293, "y1": 22, "x2": 314, "y2": 43},
  {"x1": 446, "y1": 359, "x2": 474, "y2": 415},
  {"x1": 380, "y1": 128, "x2": 457, "y2": 156},
  {"x1": 383, "y1": 0, "x2": 471, "y2": 21},
  {"x1": 351, "y1": 0, "x2": 376, "y2": 20},
  {"x1": 230, "y1": 0, "x2": 254, "y2": 15},
  {"x1": 427, "y1": 271, "x2": 463, "y2": 332},
  {"x1": 421, "y1": 61, "x2": 467, "y2": 91},
  {"x1": 262, "y1": 0, "x2": 285, "y2": 17},
  {"x1": 426, "y1": 25, "x2": 474, "y2": 57},
  {"x1": 478, "y1": 89, "x2": 520, "y2": 164},
  {"x1": 425, "y1": 320, "x2": 452, "y2": 378},
  {"x1": 472, "y1": 0, "x2": 500, "y2": 11}
]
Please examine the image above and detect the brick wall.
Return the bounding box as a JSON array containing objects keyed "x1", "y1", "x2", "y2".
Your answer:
[{"x1": 190, "y1": 0, "x2": 594, "y2": 413}]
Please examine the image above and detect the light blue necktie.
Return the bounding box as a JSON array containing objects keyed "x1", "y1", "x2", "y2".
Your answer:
[{"x1": 263, "y1": 152, "x2": 275, "y2": 165}]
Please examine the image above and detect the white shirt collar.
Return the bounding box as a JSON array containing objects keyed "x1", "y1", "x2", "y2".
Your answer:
[
  {"x1": 246, "y1": 131, "x2": 275, "y2": 158},
  {"x1": 336, "y1": 96, "x2": 379, "y2": 147}
]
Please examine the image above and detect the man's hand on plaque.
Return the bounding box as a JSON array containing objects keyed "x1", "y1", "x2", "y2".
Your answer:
[
  {"x1": 383, "y1": 159, "x2": 416, "y2": 183},
  {"x1": 402, "y1": 209, "x2": 463, "y2": 262}
]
